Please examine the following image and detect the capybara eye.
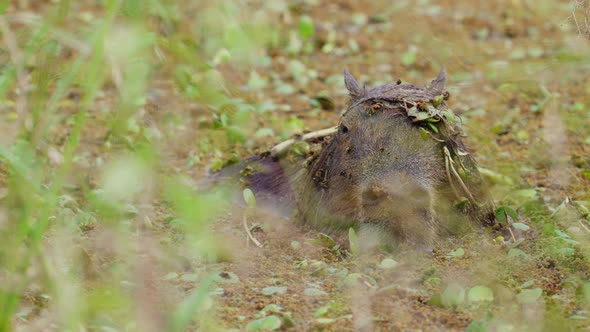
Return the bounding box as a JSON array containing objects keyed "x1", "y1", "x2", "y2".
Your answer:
[
  {"x1": 340, "y1": 124, "x2": 349, "y2": 133},
  {"x1": 371, "y1": 103, "x2": 383, "y2": 111}
]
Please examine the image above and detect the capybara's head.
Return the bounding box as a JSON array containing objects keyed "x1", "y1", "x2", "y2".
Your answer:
[{"x1": 300, "y1": 70, "x2": 452, "y2": 246}]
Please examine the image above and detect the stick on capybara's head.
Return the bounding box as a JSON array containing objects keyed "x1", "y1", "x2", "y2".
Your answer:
[{"x1": 295, "y1": 69, "x2": 494, "y2": 248}]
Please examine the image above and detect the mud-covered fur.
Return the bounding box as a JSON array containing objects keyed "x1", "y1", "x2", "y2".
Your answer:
[{"x1": 234, "y1": 70, "x2": 494, "y2": 248}]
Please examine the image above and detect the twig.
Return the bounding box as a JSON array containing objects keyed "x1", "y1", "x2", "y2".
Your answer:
[
  {"x1": 508, "y1": 225, "x2": 517, "y2": 242},
  {"x1": 443, "y1": 146, "x2": 477, "y2": 204},
  {"x1": 578, "y1": 219, "x2": 590, "y2": 234},
  {"x1": 270, "y1": 126, "x2": 338, "y2": 157},
  {"x1": 428, "y1": 132, "x2": 446, "y2": 142},
  {"x1": 444, "y1": 152, "x2": 462, "y2": 201},
  {"x1": 243, "y1": 213, "x2": 263, "y2": 248}
]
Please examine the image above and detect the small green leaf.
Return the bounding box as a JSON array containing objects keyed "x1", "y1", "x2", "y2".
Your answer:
[
  {"x1": 298, "y1": 15, "x2": 315, "y2": 39},
  {"x1": 246, "y1": 315, "x2": 282, "y2": 331},
  {"x1": 290, "y1": 241, "x2": 301, "y2": 250},
  {"x1": 512, "y1": 222, "x2": 530, "y2": 231},
  {"x1": 507, "y1": 189, "x2": 538, "y2": 202},
  {"x1": 260, "y1": 304, "x2": 283, "y2": 315},
  {"x1": 180, "y1": 273, "x2": 198, "y2": 282},
  {"x1": 316, "y1": 233, "x2": 337, "y2": 249},
  {"x1": 444, "y1": 248, "x2": 464, "y2": 259},
  {"x1": 248, "y1": 70, "x2": 267, "y2": 90},
  {"x1": 243, "y1": 188, "x2": 257, "y2": 208},
  {"x1": 441, "y1": 283, "x2": 465, "y2": 308},
  {"x1": 432, "y1": 95, "x2": 444, "y2": 107},
  {"x1": 559, "y1": 247, "x2": 575, "y2": 256},
  {"x1": 466, "y1": 320, "x2": 488, "y2": 332},
  {"x1": 442, "y1": 110, "x2": 456, "y2": 123},
  {"x1": 467, "y1": 286, "x2": 494, "y2": 302},
  {"x1": 0, "y1": 1, "x2": 8, "y2": 15},
  {"x1": 496, "y1": 206, "x2": 517, "y2": 223},
  {"x1": 163, "y1": 272, "x2": 179, "y2": 280},
  {"x1": 583, "y1": 283, "x2": 590, "y2": 305},
  {"x1": 401, "y1": 45, "x2": 417, "y2": 66},
  {"x1": 292, "y1": 141, "x2": 310, "y2": 155},
  {"x1": 304, "y1": 288, "x2": 328, "y2": 296},
  {"x1": 516, "y1": 288, "x2": 542, "y2": 304},
  {"x1": 262, "y1": 286, "x2": 287, "y2": 296},
  {"x1": 419, "y1": 127, "x2": 429, "y2": 140},
  {"x1": 427, "y1": 122, "x2": 439, "y2": 133},
  {"x1": 478, "y1": 167, "x2": 514, "y2": 186},
  {"x1": 348, "y1": 227, "x2": 360, "y2": 255},
  {"x1": 314, "y1": 302, "x2": 334, "y2": 317},
  {"x1": 351, "y1": 13, "x2": 368, "y2": 26},
  {"x1": 379, "y1": 258, "x2": 399, "y2": 270},
  {"x1": 507, "y1": 248, "x2": 526, "y2": 258}
]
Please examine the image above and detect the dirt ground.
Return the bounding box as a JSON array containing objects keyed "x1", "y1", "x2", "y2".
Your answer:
[{"x1": 5, "y1": 0, "x2": 590, "y2": 331}]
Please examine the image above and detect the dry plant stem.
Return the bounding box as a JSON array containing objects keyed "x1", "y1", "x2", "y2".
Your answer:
[
  {"x1": 444, "y1": 153, "x2": 462, "y2": 201},
  {"x1": 579, "y1": 219, "x2": 590, "y2": 234},
  {"x1": 243, "y1": 213, "x2": 263, "y2": 248},
  {"x1": 428, "y1": 132, "x2": 446, "y2": 143},
  {"x1": 443, "y1": 146, "x2": 476, "y2": 204},
  {"x1": 508, "y1": 225, "x2": 517, "y2": 242},
  {"x1": 270, "y1": 126, "x2": 338, "y2": 157},
  {"x1": 0, "y1": 17, "x2": 28, "y2": 129}
]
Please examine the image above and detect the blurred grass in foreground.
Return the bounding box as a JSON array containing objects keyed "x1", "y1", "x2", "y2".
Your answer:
[
  {"x1": 1, "y1": 0, "x2": 590, "y2": 331},
  {"x1": 0, "y1": 0, "x2": 274, "y2": 330}
]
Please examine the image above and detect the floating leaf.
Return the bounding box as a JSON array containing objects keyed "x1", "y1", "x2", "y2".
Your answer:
[
  {"x1": 444, "y1": 248, "x2": 465, "y2": 259},
  {"x1": 379, "y1": 258, "x2": 398, "y2": 270},
  {"x1": 298, "y1": 15, "x2": 315, "y2": 39},
  {"x1": 512, "y1": 222, "x2": 530, "y2": 231},
  {"x1": 260, "y1": 304, "x2": 283, "y2": 315},
  {"x1": 427, "y1": 122, "x2": 439, "y2": 133},
  {"x1": 339, "y1": 273, "x2": 376, "y2": 288},
  {"x1": 419, "y1": 127, "x2": 429, "y2": 140},
  {"x1": 316, "y1": 233, "x2": 337, "y2": 248},
  {"x1": 351, "y1": 13, "x2": 368, "y2": 26},
  {"x1": 466, "y1": 320, "x2": 488, "y2": 332},
  {"x1": 516, "y1": 288, "x2": 542, "y2": 304},
  {"x1": 401, "y1": 45, "x2": 417, "y2": 66},
  {"x1": 262, "y1": 286, "x2": 287, "y2": 296},
  {"x1": 507, "y1": 248, "x2": 526, "y2": 258},
  {"x1": 290, "y1": 241, "x2": 301, "y2": 250},
  {"x1": 348, "y1": 227, "x2": 360, "y2": 255},
  {"x1": 245, "y1": 315, "x2": 282, "y2": 331},
  {"x1": 180, "y1": 274, "x2": 199, "y2": 282},
  {"x1": 243, "y1": 188, "x2": 257, "y2": 208},
  {"x1": 163, "y1": 272, "x2": 179, "y2": 280},
  {"x1": 478, "y1": 168, "x2": 514, "y2": 186},
  {"x1": 441, "y1": 283, "x2": 465, "y2": 308},
  {"x1": 304, "y1": 288, "x2": 328, "y2": 296},
  {"x1": 507, "y1": 189, "x2": 538, "y2": 202},
  {"x1": 467, "y1": 286, "x2": 494, "y2": 303},
  {"x1": 248, "y1": 70, "x2": 267, "y2": 90},
  {"x1": 442, "y1": 110, "x2": 456, "y2": 123},
  {"x1": 583, "y1": 283, "x2": 590, "y2": 305},
  {"x1": 496, "y1": 206, "x2": 518, "y2": 223},
  {"x1": 432, "y1": 95, "x2": 444, "y2": 107}
]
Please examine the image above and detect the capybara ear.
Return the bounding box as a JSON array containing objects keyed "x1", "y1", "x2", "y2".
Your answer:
[
  {"x1": 344, "y1": 69, "x2": 364, "y2": 98},
  {"x1": 429, "y1": 68, "x2": 446, "y2": 95}
]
